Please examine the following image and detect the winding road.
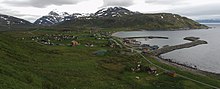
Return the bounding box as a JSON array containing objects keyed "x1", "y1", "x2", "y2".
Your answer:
[{"x1": 112, "y1": 37, "x2": 220, "y2": 89}]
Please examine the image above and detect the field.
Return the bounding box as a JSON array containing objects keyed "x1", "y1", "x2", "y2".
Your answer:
[{"x1": 0, "y1": 28, "x2": 220, "y2": 89}]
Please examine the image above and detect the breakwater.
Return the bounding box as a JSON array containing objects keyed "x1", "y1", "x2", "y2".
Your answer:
[
  {"x1": 123, "y1": 36, "x2": 169, "y2": 39},
  {"x1": 151, "y1": 37, "x2": 208, "y2": 56}
]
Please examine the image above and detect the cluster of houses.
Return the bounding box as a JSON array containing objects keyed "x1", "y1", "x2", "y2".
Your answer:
[
  {"x1": 123, "y1": 38, "x2": 141, "y2": 46},
  {"x1": 30, "y1": 34, "x2": 78, "y2": 46},
  {"x1": 123, "y1": 38, "x2": 159, "y2": 53},
  {"x1": 131, "y1": 63, "x2": 177, "y2": 78},
  {"x1": 141, "y1": 44, "x2": 159, "y2": 53},
  {"x1": 92, "y1": 32, "x2": 111, "y2": 40},
  {"x1": 29, "y1": 30, "x2": 111, "y2": 47},
  {"x1": 30, "y1": 32, "x2": 111, "y2": 47},
  {"x1": 42, "y1": 34, "x2": 77, "y2": 41},
  {"x1": 131, "y1": 62, "x2": 158, "y2": 74}
]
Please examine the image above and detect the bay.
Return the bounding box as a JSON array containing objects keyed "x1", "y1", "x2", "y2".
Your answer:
[{"x1": 113, "y1": 24, "x2": 220, "y2": 73}]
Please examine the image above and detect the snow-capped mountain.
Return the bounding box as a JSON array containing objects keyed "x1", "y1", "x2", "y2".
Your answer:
[
  {"x1": 72, "y1": 13, "x2": 92, "y2": 18},
  {"x1": 0, "y1": 14, "x2": 32, "y2": 27},
  {"x1": 94, "y1": 7, "x2": 140, "y2": 17},
  {"x1": 34, "y1": 10, "x2": 92, "y2": 26},
  {"x1": 34, "y1": 7, "x2": 141, "y2": 26},
  {"x1": 34, "y1": 10, "x2": 71, "y2": 26}
]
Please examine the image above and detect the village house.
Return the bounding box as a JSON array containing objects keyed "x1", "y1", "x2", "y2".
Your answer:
[
  {"x1": 165, "y1": 71, "x2": 177, "y2": 77},
  {"x1": 71, "y1": 40, "x2": 80, "y2": 47},
  {"x1": 140, "y1": 66, "x2": 157, "y2": 74},
  {"x1": 147, "y1": 66, "x2": 157, "y2": 74}
]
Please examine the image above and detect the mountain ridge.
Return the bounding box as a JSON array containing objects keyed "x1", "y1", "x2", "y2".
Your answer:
[
  {"x1": 94, "y1": 7, "x2": 140, "y2": 17},
  {"x1": 33, "y1": 7, "x2": 208, "y2": 30},
  {"x1": 58, "y1": 12, "x2": 208, "y2": 30},
  {"x1": 0, "y1": 14, "x2": 32, "y2": 30},
  {"x1": 34, "y1": 7, "x2": 141, "y2": 26},
  {"x1": 34, "y1": 10, "x2": 92, "y2": 26},
  {"x1": 1, "y1": 7, "x2": 208, "y2": 30}
]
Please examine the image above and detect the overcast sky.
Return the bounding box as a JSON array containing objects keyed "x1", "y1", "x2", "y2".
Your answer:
[{"x1": 0, "y1": 0, "x2": 220, "y2": 22}]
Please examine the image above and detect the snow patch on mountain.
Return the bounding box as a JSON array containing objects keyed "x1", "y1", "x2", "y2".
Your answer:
[
  {"x1": 34, "y1": 7, "x2": 141, "y2": 26},
  {"x1": 94, "y1": 7, "x2": 139, "y2": 17},
  {"x1": 34, "y1": 10, "x2": 92, "y2": 25}
]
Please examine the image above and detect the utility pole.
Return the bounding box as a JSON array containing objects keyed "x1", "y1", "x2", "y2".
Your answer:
[{"x1": 8, "y1": 16, "x2": 11, "y2": 30}]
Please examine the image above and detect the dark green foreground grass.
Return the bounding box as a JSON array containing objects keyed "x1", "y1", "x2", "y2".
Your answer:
[{"x1": 0, "y1": 29, "x2": 220, "y2": 89}]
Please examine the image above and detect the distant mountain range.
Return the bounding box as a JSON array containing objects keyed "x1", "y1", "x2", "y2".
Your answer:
[
  {"x1": 33, "y1": 7, "x2": 140, "y2": 26},
  {"x1": 0, "y1": 7, "x2": 208, "y2": 30},
  {"x1": 196, "y1": 19, "x2": 220, "y2": 23},
  {"x1": 34, "y1": 10, "x2": 92, "y2": 26}
]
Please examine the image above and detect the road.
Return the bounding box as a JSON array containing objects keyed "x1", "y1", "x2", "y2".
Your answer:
[{"x1": 112, "y1": 37, "x2": 220, "y2": 89}]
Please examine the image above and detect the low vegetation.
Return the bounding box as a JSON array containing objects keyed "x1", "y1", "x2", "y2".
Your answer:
[{"x1": 0, "y1": 28, "x2": 219, "y2": 89}]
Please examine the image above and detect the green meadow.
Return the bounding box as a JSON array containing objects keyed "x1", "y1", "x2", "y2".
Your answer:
[{"x1": 0, "y1": 28, "x2": 220, "y2": 89}]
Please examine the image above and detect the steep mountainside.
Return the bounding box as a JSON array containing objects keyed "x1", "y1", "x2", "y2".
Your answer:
[{"x1": 0, "y1": 14, "x2": 32, "y2": 30}]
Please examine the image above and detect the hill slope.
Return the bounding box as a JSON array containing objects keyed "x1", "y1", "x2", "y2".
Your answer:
[
  {"x1": 33, "y1": 7, "x2": 207, "y2": 30},
  {"x1": 60, "y1": 13, "x2": 208, "y2": 30},
  {"x1": 0, "y1": 14, "x2": 32, "y2": 30},
  {"x1": 0, "y1": 30, "x2": 220, "y2": 89}
]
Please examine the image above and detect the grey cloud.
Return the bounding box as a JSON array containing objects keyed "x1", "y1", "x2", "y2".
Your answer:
[
  {"x1": 103, "y1": 0, "x2": 134, "y2": 7},
  {"x1": 145, "y1": 0, "x2": 186, "y2": 5},
  {"x1": 23, "y1": 16, "x2": 40, "y2": 22},
  {"x1": 0, "y1": 6, "x2": 39, "y2": 22},
  {"x1": 2, "y1": 0, "x2": 86, "y2": 8},
  {"x1": 167, "y1": 3, "x2": 220, "y2": 19},
  {"x1": 0, "y1": 8, "x2": 38, "y2": 17}
]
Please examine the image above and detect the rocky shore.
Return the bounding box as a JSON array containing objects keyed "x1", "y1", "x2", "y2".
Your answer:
[
  {"x1": 146, "y1": 37, "x2": 220, "y2": 76},
  {"x1": 151, "y1": 55, "x2": 220, "y2": 78}
]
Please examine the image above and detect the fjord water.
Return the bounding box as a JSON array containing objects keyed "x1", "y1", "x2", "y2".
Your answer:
[{"x1": 113, "y1": 24, "x2": 220, "y2": 73}]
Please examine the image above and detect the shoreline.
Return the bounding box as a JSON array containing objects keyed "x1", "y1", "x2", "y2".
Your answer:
[
  {"x1": 112, "y1": 29, "x2": 220, "y2": 78},
  {"x1": 111, "y1": 28, "x2": 214, "y2": 38},
  {"x1": 134, "y1": 28, "x2": 210, "y2": 32},
  {"x1": 151, "y1": 55, "x2": 220, "y2": 77}
]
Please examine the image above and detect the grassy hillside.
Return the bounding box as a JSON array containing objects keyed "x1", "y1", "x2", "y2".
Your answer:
[
  {"x1": 0, "y1": 29, "x2": 219, "y2": 89},
  {"x1": 59, "y1": 13, "x2": 208, "y2": 30}
]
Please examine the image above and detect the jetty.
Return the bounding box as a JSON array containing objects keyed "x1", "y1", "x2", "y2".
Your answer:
[
  {"x1": 151, "y1": 37, "x2": 208, "y2": 56},
  {"x1": 123, "y1": 36, "x2": 169, "y2": 39}
]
